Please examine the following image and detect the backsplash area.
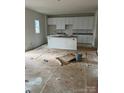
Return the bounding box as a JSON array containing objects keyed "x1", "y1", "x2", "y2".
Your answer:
[{"x1": 48, "y1": 25, "x2": 93, "y2": 35}]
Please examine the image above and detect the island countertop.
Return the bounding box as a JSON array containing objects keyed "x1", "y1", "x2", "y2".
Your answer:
[{"x1": 47, "y1": 35, "x2": 77, "y2": 38}]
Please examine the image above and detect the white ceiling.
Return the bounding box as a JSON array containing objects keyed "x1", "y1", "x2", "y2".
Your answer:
[{"x1": 25, "y1": 0, "x2": 98, "y2": 15}]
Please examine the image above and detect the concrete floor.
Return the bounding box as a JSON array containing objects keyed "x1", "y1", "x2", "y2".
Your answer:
[{"x1": 25, "y1": 44, "x2": 98, "y2": 93}]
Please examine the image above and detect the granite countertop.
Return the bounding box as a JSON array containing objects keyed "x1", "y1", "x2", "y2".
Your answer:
[{"x1": 47, "y1": 35, "x2": 77, "y2": 38}]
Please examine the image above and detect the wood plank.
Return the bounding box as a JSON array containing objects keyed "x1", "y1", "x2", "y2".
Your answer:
[{"x1": 56, "y1": 53, "x2": 75, "y2": 66}]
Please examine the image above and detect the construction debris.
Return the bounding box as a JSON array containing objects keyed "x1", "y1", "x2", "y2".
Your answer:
[
  {"x1": 25, "y1": 90, "x2": 30, "y2": 93},
  {"x1": 43, "y1": 59, "x2": 48, "y2": 62},
  {"x1": 25, "y1": 77, "x2": 42, "y2": 90},
  {"x1": 56, "y1": 77, "x2": 61, "y2": 80},
  {"x1": 75, "y1": 53, "x2": 82, "y2": 61},
  {"x1": 25, "y1": 80, "x2": 29, "y2": 82},
  {"x1": 56, "y1": 53, "x2": 75, "y2": 66}
]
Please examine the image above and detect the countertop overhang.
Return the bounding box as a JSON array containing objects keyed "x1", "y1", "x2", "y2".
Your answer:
[{"x1": 47, "y1": 35, "x2": 77, "y2": 38}]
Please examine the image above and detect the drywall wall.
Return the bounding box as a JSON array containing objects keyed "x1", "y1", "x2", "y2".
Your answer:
[
  {"x1": 92, "y1": 10, "x2": 98, "y2": 48},
  {"x1": 25, "y1": 8, "x2": 47, "y2": 51},
  {"x1": 95, "y1": 11, "x2": 98, "y2": 48}
]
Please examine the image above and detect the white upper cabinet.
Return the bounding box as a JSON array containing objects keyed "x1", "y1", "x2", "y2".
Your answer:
[
  {"x1": 48, "y1": 16, "x2": 94, "y2": 29},
  {"x1": 87, "y1": 17, "x2": 94, "y2": 29},
  {"x1": 56, "y1": 24, "x2": 65, "y2": 29},
  {"x1": 48, "y1": 17, "x2": 65, "y2": 29},
  {"x1": 48, "y1": 18, "x2": 57, "y2": 25},
  {"x1": 56, "y1": 18, "x2": 65, "y2": 29},
  {"x1": 72, "y1": 17, "x2": 94, "y2": 29},
  {"x1": 65, "y1": 17, "x2": 73, "y2": 24}
]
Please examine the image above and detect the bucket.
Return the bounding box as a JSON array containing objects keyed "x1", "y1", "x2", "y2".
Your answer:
[{"x1": 75, "y1": 53, "x2": 82, "y2": 61}]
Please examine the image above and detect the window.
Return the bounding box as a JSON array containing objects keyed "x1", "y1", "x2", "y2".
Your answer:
[{"x1": 34, "y1": 19, "x2": 40, "y2": 34}]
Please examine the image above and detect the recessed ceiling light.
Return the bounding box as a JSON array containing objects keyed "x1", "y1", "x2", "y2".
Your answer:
[{"x1": 57, "y1": 0, "x2": 61, "y2": 2}]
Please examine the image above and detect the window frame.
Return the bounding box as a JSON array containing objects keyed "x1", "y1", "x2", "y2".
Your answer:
[{"x1": 34, "y1": 19, "x2": 40, "y2": 34}]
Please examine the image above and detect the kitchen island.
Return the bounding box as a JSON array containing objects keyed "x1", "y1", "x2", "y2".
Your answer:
[{"x1": 47, "y1": 35, "x2": 77, "y2": 50}]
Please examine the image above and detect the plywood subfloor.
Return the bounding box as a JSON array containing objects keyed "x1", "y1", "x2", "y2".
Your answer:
[{"x1": 25, "y1": 44, "x2": 98, "y2": 93}]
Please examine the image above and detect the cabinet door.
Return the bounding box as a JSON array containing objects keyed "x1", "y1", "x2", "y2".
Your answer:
[
  {"x1": 79, "y1": 17, "x2": 88, "y2": 29},
  {"x1": 78, "y1": 35, "x2": 94, "y2": 44},
  {"x1": 78, "y1": 17, "x2": 83, "y2": 29},
  {"x1": 56, "y1": 24, "x2": 65, "y2": 29},
  {"x1": 73, "y1": 17, "x2": 88, "y2": 29},
  {"x1": 72, "y1": 16, "x2": 94, "y2": 29},
  {"x1": 61, "y1": 24, "x2": 65, "y2": 29},
  {"x1": 60, "y1": 18, "x2": 65, "y2": 24},
  {"x1": 56, "y1": 18, "x2": 65, "y2": 29},
  {"x1": 72, "y1": 17, "x2": 78, "y2": 29},
  {"x1": 56, "y1": 24, "x2": 61, "y2": 29},
  {"x1": 65, "y1": 17, "x2": 73, "y2": 24},
  {"x1": 87, "y1": 35, "x2": 93, "y2": 44},
  {"x1": 68, "y1": 17, "x2": 73, "y2": 24},
  {"x1": 77, "y1": 35, "x2": 88, "y2": 43},
  {"x1": 87, "y1": 17, "x2": 94, "y2": 29},
  {"x1": 48, "y1": 18, "x2": 56, "y2": 25},
  {"x1": 48, "y1": 18, "x2": 52, "y2": 25},
  {"x1": 65, "y1": 17, "x2": 68, "y2": 24}
]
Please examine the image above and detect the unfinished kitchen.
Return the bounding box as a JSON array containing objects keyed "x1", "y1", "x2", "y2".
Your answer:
[{"x1": 25, "y1": 0, "x2": 98, "y2": 93}]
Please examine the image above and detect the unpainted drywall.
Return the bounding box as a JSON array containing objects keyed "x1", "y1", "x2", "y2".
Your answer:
[
  {"x1": 25, "y1": 8, "x2": 47, "y2": 51},
  {"x1": 95, "y1": 11, "x2": 98, "y2": 48},
  {"x1": 92, "y1": 10, "x2": 98, "y2": 48}
]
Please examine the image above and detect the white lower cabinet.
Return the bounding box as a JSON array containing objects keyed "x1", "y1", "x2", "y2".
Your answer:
[
  {"x1": 77, "y1": 35, "x2": 93, "y2": 44},
  {"x1": 87, "y1": 35, "x2": 93, "y2": 43},
  {"x1": 47, "y1": 36, "x2": 77, "y2": 50},
  {"x1": 77, "y1": 35, "x2": 87, "y2": 43}
]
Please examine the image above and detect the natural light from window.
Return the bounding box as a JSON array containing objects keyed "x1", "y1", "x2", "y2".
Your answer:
[{"x1": 34, "y1": 19, "x2": 40, "y2": 34}]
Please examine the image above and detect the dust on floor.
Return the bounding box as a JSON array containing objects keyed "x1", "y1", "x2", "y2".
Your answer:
[{"x1": 25, "y1": 44, "x2": 98, "y2": 93}]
